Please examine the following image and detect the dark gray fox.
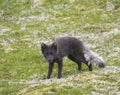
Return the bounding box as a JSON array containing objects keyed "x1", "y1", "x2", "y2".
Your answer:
[{"x1": 41, "y1": 37, "x2": 105, "y2": 79}]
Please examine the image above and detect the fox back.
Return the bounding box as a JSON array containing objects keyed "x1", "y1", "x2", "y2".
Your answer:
[{"x1": 41, "y1": 37, "x2": 85, "y2": 62}]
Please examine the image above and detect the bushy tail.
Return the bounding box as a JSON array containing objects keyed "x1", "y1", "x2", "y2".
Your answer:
[{"x1": 84, "y1": 49, "x2": 105, "y2": 68}]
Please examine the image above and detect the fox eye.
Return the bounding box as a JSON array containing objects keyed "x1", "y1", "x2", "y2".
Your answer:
[
  {"x1": 46, "y1": 52, "x2": 49, "y2": 55},
  {"x1": 50, "y1": 52, "x2": 53, "y2": 55}
]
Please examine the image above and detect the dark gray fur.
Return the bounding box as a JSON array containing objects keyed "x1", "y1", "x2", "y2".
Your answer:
[{"x1": 41, "y1": 37, "x2": 105, "y2": 79}]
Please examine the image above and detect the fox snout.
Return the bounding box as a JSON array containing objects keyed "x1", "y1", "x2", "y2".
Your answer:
[
  {"x1": 47, "y1": 58, "x2": 53, "y2": 63},
  {"x1": 46, "y1": 56, "x2": 55, "y2": 63}
]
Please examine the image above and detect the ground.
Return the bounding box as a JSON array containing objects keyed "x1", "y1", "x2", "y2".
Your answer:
[{"x1": 0, "y1": 0, "x2": 120, "y2": 95}]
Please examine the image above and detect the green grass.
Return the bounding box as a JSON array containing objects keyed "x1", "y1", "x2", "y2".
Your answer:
[{"x1": 0, "y1": 0, "x2": 120, "y2": 95}]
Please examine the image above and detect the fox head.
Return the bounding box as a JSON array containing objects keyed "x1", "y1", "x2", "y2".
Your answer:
[{"x1": 41, "y1": 43, "x2": 57, "y2": 63}]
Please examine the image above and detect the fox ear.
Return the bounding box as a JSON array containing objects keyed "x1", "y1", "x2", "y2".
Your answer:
[
  {"x1": 41, "y1": 43, "x2": 47, "y2": 50},
  {"x1": 52, "y1": 42, "x2": 57, "y2": 50}
]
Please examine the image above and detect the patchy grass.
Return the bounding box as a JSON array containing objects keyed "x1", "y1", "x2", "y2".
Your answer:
[{"x1": 0, "y1": 0, "x2": 120, "y2": 95}]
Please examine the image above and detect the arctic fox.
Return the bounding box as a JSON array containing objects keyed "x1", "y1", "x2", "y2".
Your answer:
[{"x1": 41, "y1": 37, "x2": 105, "y2": 79}]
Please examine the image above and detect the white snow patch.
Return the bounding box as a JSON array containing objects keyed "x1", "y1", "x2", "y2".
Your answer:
[
  {"x1": 89, "y1": 78, "x2": 119, "y2": 95},
  {"x1": 94, "y1": 66, "x2": 120, "y2": 74},
  {"x1": 18, "y1": 13, "x2": 50, "y2": 24},
  {"x1": 106, "y1": 2, "x2": 115, "y2": 11},
  {"x1": 0, "y1": 28, "x2": 11, "y2": 34},
  {"x1": 28, "y1": 13, "x2": 50, "y2": 21},
  {"x1": 113, "y1": 47, "x2": 120, "y2": 52},
  {"x1": 110, "y1": 92, "x2": 120, "y2": 95},
  {"x1": 103, "y1": 28, "x2": 120, "y2": 36},
  {"x1": 21, "y1": 24, "x2": 26, "y2": 31},
  {"x1": 31, "y1": 0, "x2": 44, "y2": 8}
]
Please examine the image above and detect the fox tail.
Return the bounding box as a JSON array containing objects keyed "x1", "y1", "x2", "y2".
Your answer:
[{"x1": 84, "y1": 49, "x2": 105, "y2": 68}]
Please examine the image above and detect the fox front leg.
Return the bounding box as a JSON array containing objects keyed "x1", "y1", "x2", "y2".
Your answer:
[
  {"x1": 57, "y1": 59, "x2": 63, "y2": 79},
  {"x1": 47, "y1": 62, "x2": 54, "y2": 79}
]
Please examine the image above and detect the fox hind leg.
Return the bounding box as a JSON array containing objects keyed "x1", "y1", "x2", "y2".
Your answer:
[
  {"x1": 83, "y1": 61, "x2": 92, "y2": 71},
  {"x1": 68, "y1": 55, "x2": 81, "y2": 71}
]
